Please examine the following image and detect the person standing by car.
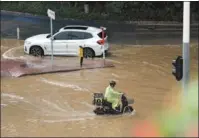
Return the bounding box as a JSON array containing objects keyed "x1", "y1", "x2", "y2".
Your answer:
[{"x1": 79, "y1": 46, "x2": 84, "y2": 67}]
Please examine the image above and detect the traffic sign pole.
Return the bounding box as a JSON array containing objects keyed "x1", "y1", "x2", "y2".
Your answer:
[
  {"x1": 50, "y1": 18, "x2": 53, "y2": 67},
  {"x1": 101, "y1": 27, "x2": 105, "y2": 65},
  {"x1": 47, "y1": 9, "x2": 55, "y2": 68}
]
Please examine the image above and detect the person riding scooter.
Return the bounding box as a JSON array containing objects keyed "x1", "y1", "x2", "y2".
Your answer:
[{"x1": 104, "y1": 80, "x2": 123, "y2": 112}]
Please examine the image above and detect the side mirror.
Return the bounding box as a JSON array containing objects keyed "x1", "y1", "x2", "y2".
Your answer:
[{"x1": 51, "y1": 37, "x2": 56, "y2": 40}]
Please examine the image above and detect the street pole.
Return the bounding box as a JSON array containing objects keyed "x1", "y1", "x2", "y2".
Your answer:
[
  {"x1": 17, "y1": 27, "x2": 20, "y2": 40},
  {"x1": 47, "y1": 9, "x2": 55, "y2": 68},
  {"x1": 50, "y1": 18, "x2": 54, "y2": 68},
  {"x1": 182, "y1": 2, "x2": 190, "y2": 95}
]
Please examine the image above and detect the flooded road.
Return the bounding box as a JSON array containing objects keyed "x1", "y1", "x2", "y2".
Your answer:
[{"x1": 1, "y1": 39, "x2": 198, "y2": 137}]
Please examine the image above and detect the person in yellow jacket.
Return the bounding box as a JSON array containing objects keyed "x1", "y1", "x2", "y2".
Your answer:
[
  {"x1": 104, "y1": 80, "x2": 123, "y2": 112},
  {"x1": 79, "y1": 46, "x2": 84, "y2": 67}
]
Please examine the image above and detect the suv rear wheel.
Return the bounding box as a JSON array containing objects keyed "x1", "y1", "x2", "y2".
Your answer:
[{"x1": 84, "y1": 48, "x2": 95, "y2": 58}]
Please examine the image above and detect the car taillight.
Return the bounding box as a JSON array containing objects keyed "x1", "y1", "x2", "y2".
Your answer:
[{"x1": 97, "y1": 40, "x2": 105, "y2": 45}]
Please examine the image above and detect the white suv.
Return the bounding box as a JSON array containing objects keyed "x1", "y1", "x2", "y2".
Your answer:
[{"x1": 24, "y1": 25, "x2": 109, "y2": 57}]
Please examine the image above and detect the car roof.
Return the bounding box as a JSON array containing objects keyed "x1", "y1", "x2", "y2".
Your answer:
[{"x1": 60, "y1": 25, "x2": 102, "y2": 33}]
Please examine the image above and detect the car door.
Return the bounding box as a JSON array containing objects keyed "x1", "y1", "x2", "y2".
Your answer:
[
  {"x1": 67, "y1": 31, "x2": 85, "y2": 56},
  {"x1": 45, "y1": 31, "x2": 68, "y2": 55}
]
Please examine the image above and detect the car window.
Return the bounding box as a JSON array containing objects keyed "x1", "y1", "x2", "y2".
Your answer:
[
  {"x1": 98, "y1": 31, "x2": 107, "y2": 38},
  {"x1": 54, "y1": 32, "x2": 68, "y2": 40},
  {"x1": 64, "y1": 26, "x2": 88, "y2": 30},
  {"x1": 68, "y1": 31, "x2": 85, "y2": 40},
  {"x1": 84, "y1": 32, "x2": 93, "y2": 39}
]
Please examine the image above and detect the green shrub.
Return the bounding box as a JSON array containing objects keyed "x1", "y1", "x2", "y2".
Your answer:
[{"x1": 1, "y1": 1, "x2": 198, "y2": 22}]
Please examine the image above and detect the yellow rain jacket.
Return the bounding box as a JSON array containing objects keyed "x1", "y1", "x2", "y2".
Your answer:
[{"x1": 104, "y1": 85, "x2": 123, "y2": 110}]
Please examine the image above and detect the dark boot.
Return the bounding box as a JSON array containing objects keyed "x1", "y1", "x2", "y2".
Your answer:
[{"x1": 115, "y1": 106, "x2": 121, "y2": 113}]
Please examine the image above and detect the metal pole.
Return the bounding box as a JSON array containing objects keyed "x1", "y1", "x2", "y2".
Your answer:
[
  {"x1": 50, "y1": 18, "x2": 54, "y2": 67},
  {"x1": 102, "y1": 28, "x2": 105, "y2": 65},
  {"x1": 17, "y1": 27, "x2": 20, "y2": 40},
  {"x1": 182, "y1": 2, "x2": 190, "y2": 95}
]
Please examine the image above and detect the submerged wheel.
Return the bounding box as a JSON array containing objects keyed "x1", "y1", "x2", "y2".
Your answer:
[
  {"x1": 123, "y1": 106, "x2": 133, "y2": 113},
  {"x1": 30, "y1": 46, "x2": 43, "y2": 57},
  {"x1": 84, "y1": 48, "x2": 94, "y2": 58},
  {"x1": 93, "y1": 107, "x2": 105, "y2": 115}
]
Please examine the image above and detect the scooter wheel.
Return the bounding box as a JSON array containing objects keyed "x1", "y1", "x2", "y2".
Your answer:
[
  {"x1": 94, "y1": 107, "x2": 105, "y2": 115},
  {"x1": 123, "y1": 106, "x2": 133, "y2": 113}
]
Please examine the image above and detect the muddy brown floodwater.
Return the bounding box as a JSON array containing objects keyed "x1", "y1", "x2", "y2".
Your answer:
[{"x1": 1, "y1": 39, "x2": 198, "y2": 137}]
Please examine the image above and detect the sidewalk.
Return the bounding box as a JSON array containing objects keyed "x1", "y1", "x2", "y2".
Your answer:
[{"x1": 1, "y1": 58, "x2": 114, "y2": 78}]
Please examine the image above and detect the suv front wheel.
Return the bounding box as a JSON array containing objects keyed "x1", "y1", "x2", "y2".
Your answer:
[{"x1": 30, "y1": 46, "x2": 44, "y2": 57}]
